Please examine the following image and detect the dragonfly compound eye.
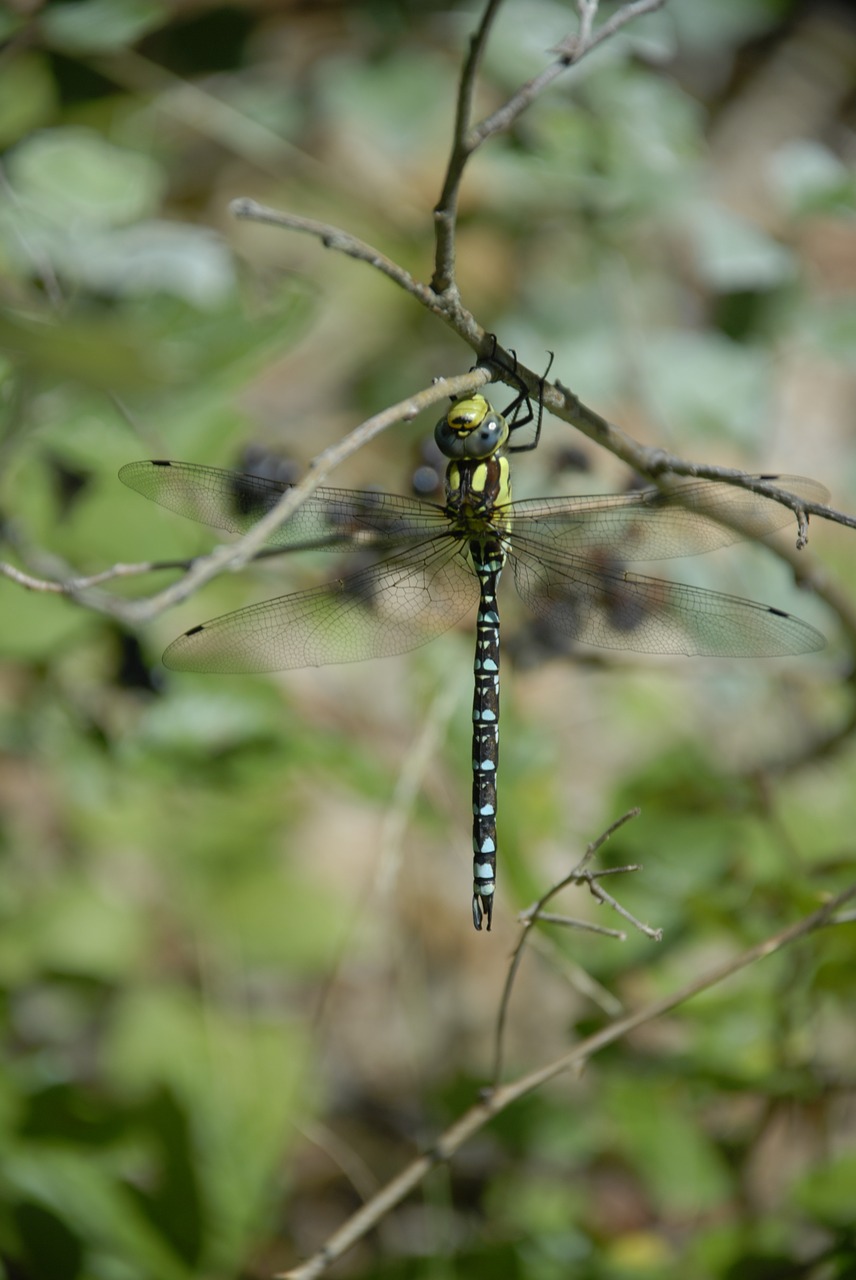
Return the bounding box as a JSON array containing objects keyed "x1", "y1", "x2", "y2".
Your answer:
[{"x1": 435, "y1": 397, "x2": 510, "y2": 460}]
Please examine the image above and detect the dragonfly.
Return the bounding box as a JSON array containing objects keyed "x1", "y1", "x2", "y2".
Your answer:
[{"x1": 120, "y1": 385, "x2": 826, "y2": 931}]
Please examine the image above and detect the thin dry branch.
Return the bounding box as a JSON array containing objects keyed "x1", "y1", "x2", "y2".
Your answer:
[
  {"x1": 230, "y1": 201, "x2": 440, "y2": 311},
  {"x1": 549, "y1": 374, "x2": 856, "y2": 536},
  {"x1": 527, "y1": 911, "x2": 626, "y2": 937},
  {"x1": 1, "y1": 372, "x2": 489, "y2": 626},
  {"x1": 0, "y1": 551, "x2": 194, "y2": 594},
  {"x1": 432, "y1": 0, "x2": 505, "y2": 293},
  {"x1": 277, "y1": 881, "x2": 856, "y2": 1280},
  {"x1": 233, "y1": 3, "x2": 668, "y2": 307},
  {"x1": 227, "y1": 4, "x2": 856, "y2": 567},
  {"x1": 432, "y1": 0, "x2": 668, "y2": 292},
  {"x1": 231, "y1": 197, "x2": 487, "y2": 348},
  {"x1": 229, "y1": 209, "x2": 856, "y2": 553},
  {"x1": 491, "y1": 808, "x2": 644, "y2": 1086},
  {"x1": 470, "y1": 0, "x2": 667, "y2": 148}
]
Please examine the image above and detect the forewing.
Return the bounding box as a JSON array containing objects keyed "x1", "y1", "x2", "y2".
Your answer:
[
  {"x1": 119, "y1": 460, "x2": 446, "y2": 552},
  {"x1": 163, "y1": 539, "x2": 479, "y2": 673},
  {"x1": 511, "y1": 475, "x2": 829, "y2": 562},
  {"x1": 511, "y1": 541, "x2": 824, "y2": 657}
]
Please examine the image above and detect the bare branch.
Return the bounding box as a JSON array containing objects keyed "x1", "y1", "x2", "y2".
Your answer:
[
  {"x1": 527, "y1": 911, "x2": 626, "y2": 938},
  {"x1": 231, "y1": 6, "x2": 666, "y2": 308},
  {"x1": 432, "y1": 0, "x2": 504, "y2": 293},
  {"x1": 545, "y1": 376, "x2": 856, "y2": 535},
  {"x1": 2, "y1": 372, "x2": 490, "y2": 628},
  {"x1": 491, "y1": 808, "x2": 642, "y2": 1087},
  {"x1": 231, "y1": 198, "x2": 489, "y2": 347},
  {"x1": 230, "y1": 199, "x2": 438, "y2": 308},
  {"x1": 585, "y1": 871, "x2": 663, "y2": 941},
  {"x1": 0, "y1": 551, "x2": 193, "y2": 594},
  {"x1": 433, "y1": 0, "x2": 665, "y2": 292},
  {"x1": 469, "y1": 0, "x2": 668, "y2": 152},
  {"x1": 557, "y1": 0, "x2": 669, "y2": 59},
  {"x1": 576, "y1": 0, "x2": 600, "y2": 49},
  {"x1": 277, "y1": 881, "x2": 856, "y2": 1280}
]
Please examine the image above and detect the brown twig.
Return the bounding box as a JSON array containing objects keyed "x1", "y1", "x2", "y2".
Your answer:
[
  {"x1": 432, "y1": 0, "x2": 504, "y2": 294},
  {"x1": 0, "y1": 552, "x2": 194, "y2": 594},
  {"x1": 432, "y1": 0, "x2": 667, "y2": 293},
  {"x1": 491, "y1": 808, "x2": 643, "y2": 1087},
  {"x1": 1, "y1": 371, "x2": 490, "y2": 625},
  {"x1": 230, "y1": 201, "x2": 439, "y2": 309},
  {"x1": 228, "y1": 197, "x2": 856, "y2": 554},
  {"x1": 276, "y1": 880, "x2": 856, "y2": 1279}
]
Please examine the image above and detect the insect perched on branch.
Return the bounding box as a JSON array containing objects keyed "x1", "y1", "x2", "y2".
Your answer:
[{"x1": 122, "y1": 375, "x2": 825, "y2": 930}]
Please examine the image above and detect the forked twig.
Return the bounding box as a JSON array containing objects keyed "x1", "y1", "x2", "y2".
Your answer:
[
  {"x1": 432, "y1": 0, "x2": 504, "y2": 293},
  {"x1": 231, "y1": 216, "x2": 856, "y2": 553},
  {"x1": 276, "y1": 881, "x2": 856, "y2": 1280},
  {"x1": 491, "y1": 808, "x2": 645, "y2": 1087},
  {"x1": 432, "y1": 0, "x2": 668, "y2": 293},
  {"x1": 227, "y1": 2, "x2": 856, "y2": 560}
]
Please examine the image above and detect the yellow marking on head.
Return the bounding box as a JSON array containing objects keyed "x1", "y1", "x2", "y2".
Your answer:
[{"x1": 447, "y1": 395, "x2": 490, "y2": 435}]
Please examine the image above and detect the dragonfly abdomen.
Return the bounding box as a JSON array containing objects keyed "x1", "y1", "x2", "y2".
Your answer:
[{"x1": 470, "y1": 539, "x2": 506, "y2": 931}]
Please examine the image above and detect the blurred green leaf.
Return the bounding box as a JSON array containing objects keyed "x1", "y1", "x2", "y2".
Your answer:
[
  {"x1": 605, "y1": 1077, "x2": 732, "y2": 1215},
  {"x1": 791, "y1": 1152, "x2": 856, "y2": 1228},
  {"x1": 318, "y1": 51, "x2": 455, "y2": 166},
  {"x1": 689, "y1": 203, "x2": 796, "y2": 291},
  {"x1": 769, "y1": 139, "x2": 856, "y2": 216},
  {"x1": 0, "y1": 577, "x2": 92, "y2": 663},
  {"x1": 0, "y1": 54, "x2": 57, "y2": 149},
  {"x1": 41, "y1": 0, "x2": 168, "y2": 54},
  {"x1": 137, "y1": 686, "x2": 287, "y2": 754},
  {"x1": 793, "y1": 296, "x2": 856, "y2": 365},
  {"x1": 667, "y1": 0, "x2": 792, "y2": 49},
  {"x1": 640, "y1": 330, "x2": 771, "y2": 442},
  {"x1": 6, "y1": 128, "x2": 165, "y2": 228},
  {"x1": 105, "y1": 986, "x2": 308, "y2": 1272},
  {"x1": 54, "y1": 221, "x2": 236, "y2": 306},
  {"x1": 7, "y1": 883, "x2": 147, "y2": 981},
  {"x1": 0, "y1": 311, "x2": 172, "y2": 391},
  {"x1": 3, "y1": 1145, "x2": 193, "y2": 1280}
]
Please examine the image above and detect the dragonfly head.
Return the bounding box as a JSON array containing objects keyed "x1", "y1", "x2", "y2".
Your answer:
[{"x1": 435, "y1": 394, "x2": 510, "y2": 460}]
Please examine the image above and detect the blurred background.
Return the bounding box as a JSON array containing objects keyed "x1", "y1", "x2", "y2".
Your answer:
[{"x1": 1, "y1": 1, "x2": 855, "y2": 1276}]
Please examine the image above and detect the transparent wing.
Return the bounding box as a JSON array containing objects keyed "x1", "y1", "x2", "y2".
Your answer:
[
  {"x1": 163, "y1": 539, "x2": 479, "y2": 673},
  {"x1": 510, "y1": 476, "x2": 829, "y2": 562},
  {"x1": 119, "y1": 460, "x2": 447, "y2": 552},
  {"x1": 510, "y1": 539, "x2": 824, "y2": 657}
]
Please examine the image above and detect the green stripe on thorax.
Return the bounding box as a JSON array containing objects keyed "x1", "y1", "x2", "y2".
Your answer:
[{"x1": 445, "y1": 455, "x2": 512, "y2": 534}]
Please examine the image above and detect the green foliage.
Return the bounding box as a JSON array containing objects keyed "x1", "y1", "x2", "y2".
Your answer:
[
  {"x1": 1, "y1": 2, "x2": 854, "y2": 1279},
  {"x1": 40, "y1": 1, "x2": 168, "y2": 55}
]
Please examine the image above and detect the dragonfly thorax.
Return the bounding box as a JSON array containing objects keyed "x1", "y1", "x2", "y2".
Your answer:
[
  {"x1": 445, "y1": 454, "x2": 512, "y2": 534},
  {"x1": 435, "y1": 394, "x2": 510, "y2": 460}
]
